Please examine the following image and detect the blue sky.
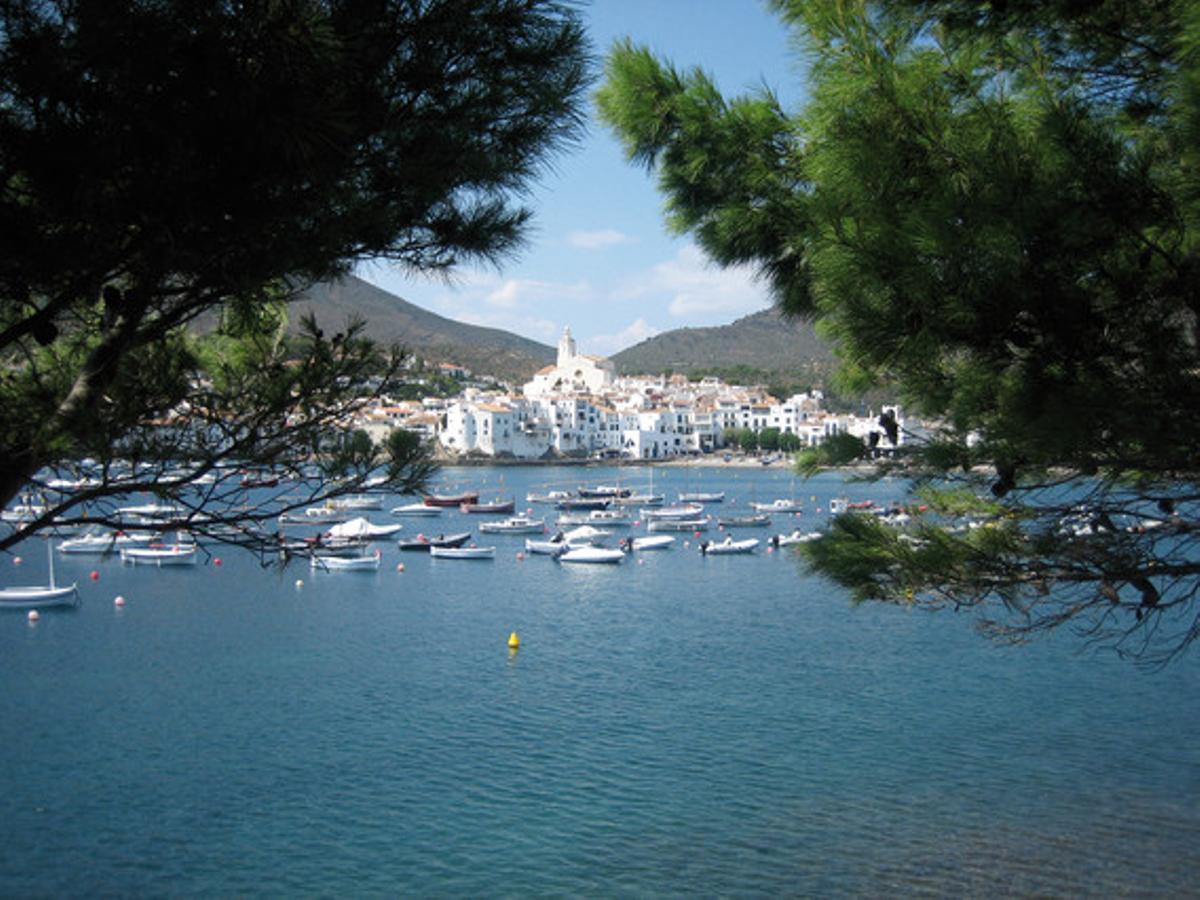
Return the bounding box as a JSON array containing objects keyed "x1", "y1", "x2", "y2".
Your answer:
[{"x1": 358, "y1": 0, "x2": 806, "y2": 357}]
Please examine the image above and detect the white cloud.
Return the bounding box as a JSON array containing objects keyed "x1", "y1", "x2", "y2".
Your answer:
[
  {"x1": 568, "y1": 229, "x2": 632, "y2": 250},
  {"x1": 583, "y1": 318, "x2": 660, "y2": 356},
  {"x1": 612, "y1": 244, "x2": 770, "y2": 320}
]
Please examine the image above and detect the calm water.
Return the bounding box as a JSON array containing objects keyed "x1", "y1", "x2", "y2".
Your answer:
[{"x1": 1, "y1": 466, "x2": 1197, "y2": 896}]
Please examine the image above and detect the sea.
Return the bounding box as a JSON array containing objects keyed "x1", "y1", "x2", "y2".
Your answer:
[{"x1": 1, "y1": 465, "x2": 1197, "y2": 897}]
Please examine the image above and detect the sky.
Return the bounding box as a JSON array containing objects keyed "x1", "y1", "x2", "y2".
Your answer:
[{"x1": 357, "y1": 0, "x2": 807, "y2": 358}]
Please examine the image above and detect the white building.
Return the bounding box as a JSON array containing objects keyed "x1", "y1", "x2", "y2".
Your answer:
[{"x1": 524, "y1": 327, "x2": 616, "y2": 399}]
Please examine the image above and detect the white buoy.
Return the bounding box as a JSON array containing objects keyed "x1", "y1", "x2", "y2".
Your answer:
[
  {"x1": 13, "y1": 556, "x2": 21, "y2": 566},
  {"x1": 27, "y1": 610, "x2": 38, "y2": 622},
  {"x1": 114, "y1": 595, "x2": 126, "y2": 607},
  {"x1": 295, "y1": 579, "x2": 304, "y2": 589},
  {"x1": 396, "y1": 563, "x2": 405, "y2": 572}
]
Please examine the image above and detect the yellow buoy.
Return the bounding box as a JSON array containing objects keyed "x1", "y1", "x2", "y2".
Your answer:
[{"x1": 507, "y1": 631, "x2": 520, "y2": 650}]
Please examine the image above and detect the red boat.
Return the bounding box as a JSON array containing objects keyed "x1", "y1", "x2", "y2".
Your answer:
[
  {"x1": 460, "y1": 498, "x2": 516, "y2": 514},
  {"x1": 423, "y1": 492, "x2": 480, "y2": 508}
]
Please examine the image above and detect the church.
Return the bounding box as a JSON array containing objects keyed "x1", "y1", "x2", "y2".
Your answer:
[{"x1": 523, "y1": 326, "x2": 616, "y2": 399}]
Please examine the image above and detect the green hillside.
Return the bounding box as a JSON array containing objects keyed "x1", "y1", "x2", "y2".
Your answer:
[
  {"x1": 290, "y1": 276, "x2": 555, "y2": 383},
  {"x1": 610, "y1": 308, "x2": 833, "y2": 382}
]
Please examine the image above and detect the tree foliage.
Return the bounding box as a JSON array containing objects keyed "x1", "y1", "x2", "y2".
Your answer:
[
  {"x1": 598, "y1": 0, "x2": 1200, "y2": 664},
  {"x1": 0, "y1": 0, "x2": 587, "y2": 557}
]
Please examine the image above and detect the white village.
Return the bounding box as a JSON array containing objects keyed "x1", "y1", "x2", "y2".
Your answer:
[{"x1": 353, "y1": 326, "x2": 904, "y2": 460}]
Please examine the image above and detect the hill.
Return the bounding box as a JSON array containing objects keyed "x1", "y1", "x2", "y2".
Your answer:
[
  {"x1": 290, "y1": 276, "x2": 555, "y2": 383},
  {"x1": 610, "y1": 308, "x2": 834, "y2": 384}
]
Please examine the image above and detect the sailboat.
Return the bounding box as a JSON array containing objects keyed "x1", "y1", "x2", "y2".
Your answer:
[{"x1": 0, "y1": 541, "x2": 80, "y2": 608}]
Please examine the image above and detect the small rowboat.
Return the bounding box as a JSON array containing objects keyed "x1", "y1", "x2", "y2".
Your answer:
[
  {"x1": 716, "y1": 514, "x2": 771, "y2": 528},
  {"x1": 423, "y1": 492, "x2": 480, "y2": 508},
  {"x1": 120, "y1": 543, "x2": 198, "y2": 566},
  {"x1": 624, "y1": 535, "x2": 675, "y2": 551},
  {"x1": 678, "y1": 491, "x2": 725, "y2": 503},
  {"x1": 397, "y1": 532, "x2": 472, "y2": 551},
  {"x1": 1, "y1": 543, "x2": 78, "y2": 608},
  {"x1": 461, "y1": 498, "x2": 515, "y2": 514},
  {"x1": 310, "y1": 551, "x2": 381, "y2": 571},
  {"x1": 556, "y1": 546, "x2": 624, "y2": 564},
  {"x1": 429, "y1": 545, "x2": 495, "y2": 560}
]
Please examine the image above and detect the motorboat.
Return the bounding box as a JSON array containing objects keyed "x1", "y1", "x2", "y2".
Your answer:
[
  {"x1": 611, "y1": 492, "x2": 664, "y2": 507},
  {"x1": 390, "y1": 502, "x2": 443, "y2": 517},
  {"x1": 647, "y1": 518, "x2": 709, "y2": 533},
  {"x1": 58, "y1": 529, "x2": 155, "y2": 554},
  {"x1": 750, "y1": 499, "x2": 805, "y2": 513},
  {"x1": 429, "y1": 545, "x2": 495, "y2": 559},
  {"x1": 323, "y1": 517, "x2": 403, "y2": 540},
  {"x1": 397, "y1": 532, "x2": 472, "y2": 551},
  {"x1": 120, "y1": 541, "x2": 198, "y2": 566},
  {"x1": 772, "y1": 530, "x2": 824, "y2": 546},
  {"x1": 622, "y1": 535, "x2": 675, "y2": 551},
  {"x1": 460, "y1": 498, "x2": 516, "y2": 514},
  {"x1": 524, "y1": 533, "x2": 572, "y2": 555},
  {"x1": 577, "y1": 485, "x2": 630, "y2": 499},
  {"x1": 641, "y1": 504, "x2": 704, "y2": 520},
  {"x1": 556, "y1": 546, "x2": 624, "y2": 564},
  {"x1": 678, "y1": 491, "x2": 725, "y2": 503},
  {"x1": 423, "y1": 491, "x2": 480, "y2": 508},
  {"x1": 554, "y1": 496, "x2": 611, "y2": 511},
  {"x1": 1, "y1": 503, "x2": 48, "y2": 524},
  {"x1": 479, "y1": 516, "x2": 545, "y2": 534},
  {"x1": 310, "y1": 550, "x2": 382, "y2": 571},
  {"x1": 699, "y1": 536, "x2": 760, "y2": 555}
]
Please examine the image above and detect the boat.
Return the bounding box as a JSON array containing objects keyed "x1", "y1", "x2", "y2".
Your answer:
[
  {"x1": 772, "y1": 529, "x2": 824, "y2": 546},
  {"x1": 554, "y1": 496, "x2": 611, "y2": 511},
  {"x1": 557, "y1": 509, "x2": 631, "y2": 528},
  {"x1": 460, "y1": 498, "x2": 516, "y2": 514},
  {"x1": 397, "y1": 532, "x2": 472, "y2": 551},
  {"x1": 390, "y1": 502, "x2": 444, "y2": 517},
  {"x1": 577, "y1": 485, "x2": 630, "y2": 499},
  {"x1": 699, "y1": 536, "x2": 760, "y2": 555},
  {"x1": 647, "y1": 518, "x2": 709, "y2": 533},
  {"x1": 278, "y1": 510, "x2": 345, "y2": 525},
  {"x1": 750, "y1": 499, "x2": 805, "y2": 513},
  {"x1": 323, "y1": 517, "x2": 403, "y2": 540},
  {"x1": 120, "y1": 541, "x2": 198, "y2": 566},
  {"x1": 326, "y1": 494, "x2": 383, "y2": 511},
  {"x1": 556, "y1": 546, "x2": 625, "y2": 564},
  {"x1": 423, "y1": 491, "x2": 480, "y2": 508},
  {"x1": 429, "y1": 545, "x2": 495, "y2": 560},
  {"x1": 479, "y1": 516, "x2": 545, "y2": 534},
  {"x1": 622, "y1": 535, "x2": 675, "y2": 551},
  {"x1": 717, "y1": 514, "x2": 771, "y2": 528},
  {"x1": 310, "y1": 550, "x2": 382, "y2": 571},
  {"x1": 524, "y1": 533, "x2": 573, "y2": 555},
  {"x1": 526, "y1": 490, "x2": 571, "y2": 504},
  {"x1": 1, "y1": 502, "x2": 48, "y2": 524},
  {"x1": 0, "y1": 543, "x2": 79, "y2": 608},
  {"x1": 678, "y1": 491, "x2": 725, "y2": 503},
  {"x1": 641, "y1": 503, "x2": 704, "y2": 520},
  {"x1": 611, "y1": 492, "x2": 664, "y2": 507},
  {"x1": 58, "y1": 529, "x2": 154, "y2": 554}
]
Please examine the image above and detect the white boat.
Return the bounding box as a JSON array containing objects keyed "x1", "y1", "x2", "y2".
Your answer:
[
  {"x1": 1, "y1": 503, "x2": 47, "y2": 523},
  {"x1": 429, "y1": 545, "x2": 495, "y2": 560},
  {"x1": 750, "y1": 499, "x2": 805, "y2": 513},
  {"x1": 561, "y1": 525, "x2": 610, "y2": 543},
  {"x1": 647, "y1": 518, "x2": 709, "y2": 533},
  {"x1": 479, "y1": 516, "x2": 545, "y2": 534},
  {"x1": 390, "y1": 502, "x2": 443, "y2": 517},
  {"x1": 524, "y1": 534, "x2": 572, "y2": 555},
  {"x1": 0, "y1": 543, "x2": 79, "y2": 608},
  {"x1": 678, "y1": 491, "x2": 725, "y2": 503},
  {"x1": 327, "y1": 494, "x2": 383, "y2": 511},
  {"x1": 323, "y1": 517, "x2": 403, "y2": 540},
  {"x1": 120, "y1": 542, "x2": 198, "y2": 566},
  {"x1": 699, "y1": 536, "x2": 759, "y2": 555},
  {"x1": 611, "y1": 492, "x2": 664, "y2": 506},
  {"x1": 310, "y1": 550, "x2": 382, "y2": 571},
  {"x1": 624, "y1": 535, "x2": 675, "y2": 551},
  {"x1": 558, "y1": 509, "x2": 631, "y2": 528},
  {"x1": 641, "y1": 503, "x2": 704, "y2": 520},
  {"x1": 773, "y1": 530, "x2": 823, "y2": 546},
  {"x1": 58, "y1": 529, "x2": 155, "y2": 554},
  {"x1": 526, "y1": 490, "x2": 571, "y2": 504},
  {"x1": 556, "y1": 546, "x2": 625, "y2": 564},
  {"x1": 115, "y1": 503, "x2": 182, "y2": 520}
]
